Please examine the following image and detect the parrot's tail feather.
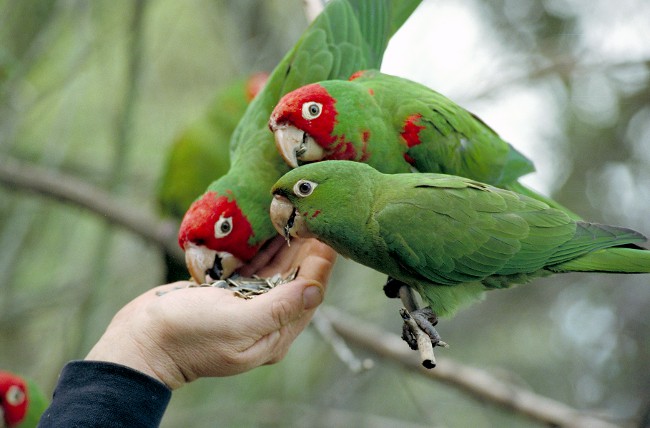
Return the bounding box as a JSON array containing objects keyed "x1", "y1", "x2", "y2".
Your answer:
[
  {"x1": 549, "y1": 247, "x2": 650, "y2": 273},
  {"x1": 505, "y1": 181, "x2": 582, "y2": 220}
]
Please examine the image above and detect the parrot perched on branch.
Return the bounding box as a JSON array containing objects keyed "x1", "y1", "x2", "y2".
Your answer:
[
  {"x1": 268, "y1": 69, "x2": 578, "y2": 217},
  {"x1": 0, "y1": 371, "x2": 47, "y2": 428},
  {"x1": 270, "y1": 160, "x2": 650, "y2": 349},
  {"x1": 178, "y1": 0, "x2": 423, "y2": 283}
]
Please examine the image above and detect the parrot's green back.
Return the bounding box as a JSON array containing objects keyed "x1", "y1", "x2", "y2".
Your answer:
[
  {"x1": 209, "y1": 0, "x2": 423, "y2": 248},
  {"x1": 272, "y1": 161, "x2": 650, "y2": 316},
  {"x1": 349, "y1": 70, "x2": 534, "y2": 185}
]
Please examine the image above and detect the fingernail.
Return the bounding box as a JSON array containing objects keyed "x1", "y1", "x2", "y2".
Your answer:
[{"x1": 302, "y1": 285, "x2": 323, "y2": 310}]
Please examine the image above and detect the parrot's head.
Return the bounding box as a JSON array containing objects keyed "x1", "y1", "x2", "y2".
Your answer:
[
  {"x1": 269, "y1": 82, "x2": 338, "y2": 168},
  {"x1": 270, "y1": 160, "x2": 376, "y2": 244},
  {"x1": 0, "y1": 371, "x2": 28, "y2": 428},
  {"x1": 178, "y1": 189, "x2": 262, "y2": 283}
]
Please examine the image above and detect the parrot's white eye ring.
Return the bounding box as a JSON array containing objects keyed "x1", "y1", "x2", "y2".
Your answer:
[
  {"x1": 294, "y1": 179, "x2": 317, "y2": 197},
  {"x1": 214, "y1": 215, "x2": 233, "y2": 238},
  {"x1": 302, "y1": 102, "x2": 322, "y2": 120},
  {"x1": 6, "y1": 385, "x2": 25, "y2": 406}
]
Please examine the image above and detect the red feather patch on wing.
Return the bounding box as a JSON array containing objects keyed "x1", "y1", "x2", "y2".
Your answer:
[
  {"x1": 401, "y1": 114, "x2": 425, "y2": 148},
  {"x1": 348, "y1": 70, "x2": 368, "y2": 81}
]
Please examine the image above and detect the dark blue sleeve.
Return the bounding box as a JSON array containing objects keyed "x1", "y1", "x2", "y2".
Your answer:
[{"x1": 38, "y1": 360, "x2": 172, "y2": 428}]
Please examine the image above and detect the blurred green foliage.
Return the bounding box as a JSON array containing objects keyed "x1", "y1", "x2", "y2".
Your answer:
[{"x1": 1, "y1": 0, "x2": 649, "y2": 427}]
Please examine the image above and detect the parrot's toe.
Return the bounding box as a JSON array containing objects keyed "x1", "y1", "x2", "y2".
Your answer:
[{"x1": 400, "y1": 307, "x2": 448, "y2": 350}]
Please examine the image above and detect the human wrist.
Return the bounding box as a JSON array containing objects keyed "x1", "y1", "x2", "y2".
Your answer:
[{"x1": 85, "y1": 315, "x2": 186, "y2": 390}]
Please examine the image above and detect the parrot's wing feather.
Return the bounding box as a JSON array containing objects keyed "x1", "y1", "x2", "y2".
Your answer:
[
  {"x1": 412, "y1": 98, "x2": 535, "y2": 185},
  {"x1": 375, "y1": 175, "x2": 531, "y2": 286}
]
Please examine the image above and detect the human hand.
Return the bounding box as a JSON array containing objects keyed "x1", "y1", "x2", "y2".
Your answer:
[{"x1": 85, "y1": 237, "x2": 336, "y2": 389}]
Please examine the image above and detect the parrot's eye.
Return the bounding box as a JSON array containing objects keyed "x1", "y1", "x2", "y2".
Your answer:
[
  {"x1": 294, "y1": 179, "x2": 317, "y2": 197},
  {"x1": 302, "y1": 102, "x2": 322, "y2": 120},
  {"x1": 214, "y1": 215, "x2": 233, "y2": 238},
  {"x1": 6, "y1": 385, "x2": 25, "y2": 406}
]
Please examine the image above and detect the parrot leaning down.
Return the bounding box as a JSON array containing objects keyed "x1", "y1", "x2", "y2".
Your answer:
[
  {"x1": 270, "y1": 160, "x2": 650, "y2": 349},
  {"x1": 156, "y1": 72, "x2": 267, "y2": 282},
  {"x1": 178, "y1": 0, "x2": 423, "y2": 283},
  {"x1": 0, "y1": 371, "x2": 47, "y2": 428},
  {"x1": 268, "y1": 69, "x2": 579, "y2": 218}
]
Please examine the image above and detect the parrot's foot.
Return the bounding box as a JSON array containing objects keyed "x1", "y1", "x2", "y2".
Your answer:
[
  {"x1": 389, "y1": 282, "x2": 448, "y2": 368},
  {"x1": 400, "y1": 307, "x2": 448, "y2": 349},
  {"x1": 399, "y1": 307, "x2": 448, "y2": 369}
]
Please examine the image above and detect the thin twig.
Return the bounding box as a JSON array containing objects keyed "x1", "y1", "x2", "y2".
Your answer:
[
  {"x1": 310, "y1": 309, "x2": 374, "y2": 373},
  {"x1": 399, "y1": 308, "x2": 436, "y2": 368},
  {"x1": 0, "y1": 156, "x2": 183, "y2": 263},
  {"x1": 321, "y1": 306, "x2": 621, "y2": 428}
]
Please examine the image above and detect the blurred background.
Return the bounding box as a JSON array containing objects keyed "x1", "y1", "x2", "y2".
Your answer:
[{"x1": 1, "y1": 0, "x2": 649, "y2": 426}]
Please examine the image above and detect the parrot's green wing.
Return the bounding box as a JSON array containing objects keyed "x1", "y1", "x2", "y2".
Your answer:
[
  {"x1": 376, "y1": 175, "x2": 647, "y2": 284},
  {"x1": 373, "y1": 173, "x2": 647, "y2": 315},
  {"x1": 374, "y1": 175, "x2": 569, "y2": 287}
]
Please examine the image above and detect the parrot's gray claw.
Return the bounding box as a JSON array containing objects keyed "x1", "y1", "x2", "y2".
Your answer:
[{"x1": 400, "y1": 307, "x2": 448, "y2": 349}]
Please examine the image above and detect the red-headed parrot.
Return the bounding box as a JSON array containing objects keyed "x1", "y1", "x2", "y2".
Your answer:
[
  {"x1": 178, "y1": 0, "x2": 423, "y2": 283},
  {"x1": 0, "y1": 371, "x2": 47, "y2": 428},
  {"x1": 157, "y1": 73, "x2": 267, "y2": 282},
  {"x1": 268, "y1": 69, "x2": 577, "y2": 217},
  {"x1": 270, "y1": 160, "x2": 650, "y2": 349}
]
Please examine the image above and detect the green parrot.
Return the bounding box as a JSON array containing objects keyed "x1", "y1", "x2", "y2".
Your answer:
[
  {"x1": 178, "y1": 0, "x2": 423, "y2": 283},
  {"x1": 158, "y1": 72, "x2": 268, "y2": 219},
  {"x1": 270, "y1": 160, "x2": 650, "y2": 348},
  {"x1": 268, "y1": 69, "x2": 578, "y2": 217},
  {"x1": 0, "y1": 370, "x2": 47, "y2": 428}
]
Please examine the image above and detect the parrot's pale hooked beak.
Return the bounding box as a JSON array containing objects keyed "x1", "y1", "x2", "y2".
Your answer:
[
  {"x1": 270, "y1": 194, "x2": 314, "y2": 244},
  {"x1": 272, "y1": 124, "x2": 325, "y2": 168},
  {"x1": 184, "y1": 243, "x2": 243, "y2": 283}
]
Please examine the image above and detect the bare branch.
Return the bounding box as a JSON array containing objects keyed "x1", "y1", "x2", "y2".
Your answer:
[
  {"x1": 321, "y1": 306, "x2": 621, "y2": 428},
  {"x1": 0, "y1": 156, "x2": 184, "y2": 262}
]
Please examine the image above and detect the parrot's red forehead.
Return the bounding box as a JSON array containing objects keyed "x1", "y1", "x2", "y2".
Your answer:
[
  {"x1": 178, "y1": 192, "x2": 258, "y2": 261},
  {"x1": 0, "y1": 371, "x2": 28, "y2": 425},
  {"x1": 271, "y1": 83, "x2": 330, "y2": 121}
]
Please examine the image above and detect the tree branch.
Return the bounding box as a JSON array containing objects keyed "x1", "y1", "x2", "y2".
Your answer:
[
  {"x1": 0, "y1": 156, "x2": 184, "y2": 262},
  {"x1": 321, "y1": 306, "x2": 621, "y2": 428}
]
